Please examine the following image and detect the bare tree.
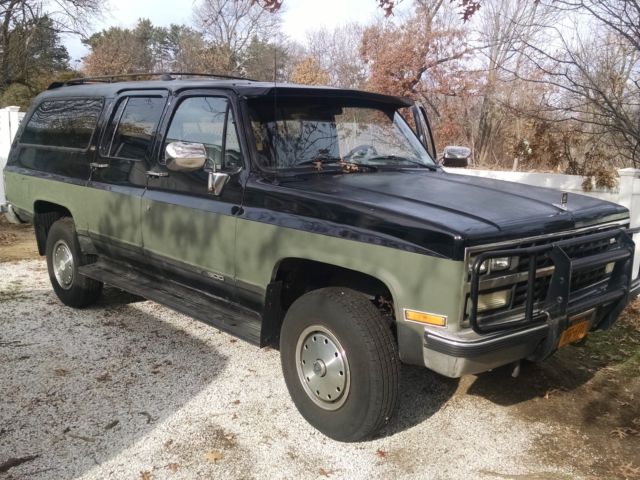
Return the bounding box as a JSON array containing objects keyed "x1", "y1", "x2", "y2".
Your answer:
[
  {"x1": 513, "y1": 0, "x2": 640, "y2": 167},
  {"x1": 0, "y1": 0, "x2": 102, "y2": 88},
  {"x1": 474, "y1": 0, "x2": 557, "y2": 166},
  {"x1": 305, "y1": 23, "x2": 367, "y2": 89},
  {"x1": 193, "y1": 0, "x2": 281, "y2": 74}
]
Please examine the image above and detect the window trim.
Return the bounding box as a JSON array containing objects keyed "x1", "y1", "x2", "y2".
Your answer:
[
  {"x1": 158, "y1": 93, "x2": 244, "y2": 174},
  {"x1": 99, "y1": 91, "x2": 169, "y2": 163},
  {"x1": 18, "y1": 96, "x2": 105, "y2": 153}
]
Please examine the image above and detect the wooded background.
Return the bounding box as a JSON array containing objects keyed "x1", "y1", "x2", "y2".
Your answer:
[{"x1": 0, "y1": 0, "x2": 638, "y2": 182}]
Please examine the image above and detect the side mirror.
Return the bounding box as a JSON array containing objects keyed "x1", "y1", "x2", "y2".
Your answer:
[
  {"x1": 441, "y1": 146, "x2": 472, "y2": 168},
  {"x1": 165, "y1": 141, "x2": 207, "y2": 172},
  {"x1": 205, "y1": 162, "x2": 230, "y2": 196}
]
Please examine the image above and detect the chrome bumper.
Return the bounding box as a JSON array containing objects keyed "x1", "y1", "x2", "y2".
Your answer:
[{"x1": 3, "y1": 203, "x2": 25, "y2": 224}]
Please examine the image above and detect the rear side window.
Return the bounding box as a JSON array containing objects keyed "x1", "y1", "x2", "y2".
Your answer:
[
  {"x1": 21, "y1": 98, "x2": 103, "y2": 149},
  {"x1": 101, "y1": 96, "x2": 166, "y2": 160}
]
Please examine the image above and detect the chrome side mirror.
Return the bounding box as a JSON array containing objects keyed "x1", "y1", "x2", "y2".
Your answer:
[
  {"x1": 206, "y1": 163, "x2": 230, "y2": 196},
  {"x1": 441, "y1": 145, "x2": 472, "y2": 168},
  {"x1": 165, "y1": 141, "x2": 207, "y2": 172}
]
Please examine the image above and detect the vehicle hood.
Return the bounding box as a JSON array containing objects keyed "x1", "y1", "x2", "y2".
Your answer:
[{"x1": 250, "y1": 170, "x2": 628, "y2": 259}]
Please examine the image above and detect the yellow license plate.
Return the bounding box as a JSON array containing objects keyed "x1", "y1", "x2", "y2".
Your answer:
[{"x1": 558, "y1": 317, "x2": 591, "y2": 348}]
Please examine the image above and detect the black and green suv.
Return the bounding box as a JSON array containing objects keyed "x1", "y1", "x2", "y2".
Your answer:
[{"x1": 3, "y1": 74, "x2": 639, "y2": 441}]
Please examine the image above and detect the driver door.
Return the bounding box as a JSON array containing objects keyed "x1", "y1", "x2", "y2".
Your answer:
[{"x1": 140, "y1": 92, "x2": 245, "y2": 301}]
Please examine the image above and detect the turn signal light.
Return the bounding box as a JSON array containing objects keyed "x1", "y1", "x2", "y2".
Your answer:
[{"x1": 404, "y1": 310, "x2": 447, "y2": 327}]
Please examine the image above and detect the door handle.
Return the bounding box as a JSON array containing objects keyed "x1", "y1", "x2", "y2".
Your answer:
[
  {"x1": 146, "y1": 171, "x2": 169, "y2": 178},
  {"x1": 90, "y1": 162, "x2": 109, "y2": 169}
]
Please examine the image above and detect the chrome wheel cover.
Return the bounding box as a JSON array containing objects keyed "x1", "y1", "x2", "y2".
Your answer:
[
  {"x1": 53, "y1": 239, "x2": 74, "y2": 290},
  {"x1": 296, "y1": 325, "x2": 351, "y2": 411}
]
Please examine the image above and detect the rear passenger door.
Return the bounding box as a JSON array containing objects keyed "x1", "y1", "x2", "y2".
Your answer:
[
  {"x1": 86, "y1": 91, "x2": 167, "y2": 261},
  {"x1": 140, "y1": 92, "x2": 245, "y2": 301}
]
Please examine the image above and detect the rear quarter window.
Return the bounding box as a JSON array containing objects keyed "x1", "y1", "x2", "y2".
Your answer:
[{"x1": 20, "y1": 98, "x2": 103, "y2": 149}]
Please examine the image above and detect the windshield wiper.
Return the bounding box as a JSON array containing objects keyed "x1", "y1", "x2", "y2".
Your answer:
[
  {"x1": 367, "y1": 155, "x2": 438, "y2": 171},
  {"x1": 295, "y1": 158, "x2": 378, "y2": 172}
]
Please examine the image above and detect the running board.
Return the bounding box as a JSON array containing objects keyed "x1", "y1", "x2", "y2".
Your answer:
[{"x1": 79, "y1": 260, "x2": 263, "y2": 345}]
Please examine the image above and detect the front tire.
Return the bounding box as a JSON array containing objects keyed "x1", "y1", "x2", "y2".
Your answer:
[
  {"x1": 46, "y1": 217, "x2": 103, "y2": 308},
  {"x1": 280, "y1": 288, "x2": 399, "y2": 442}
]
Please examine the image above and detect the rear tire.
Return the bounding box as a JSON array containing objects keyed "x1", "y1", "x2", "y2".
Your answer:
[
  {"x1": 46, "y1": 217, "x2": 102, "y2": 308},
  {"x1": 280, "y1": 287, "x2": 399, "y2": 442}
]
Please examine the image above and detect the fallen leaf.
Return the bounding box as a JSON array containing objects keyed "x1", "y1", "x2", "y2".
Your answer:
[
  {"x1": 223, "y1": 432, "x2": 237, "y2": 446},
  {"x1": 614, "y1": 462, "x2": 640, "y2": 479},
  {"x1": 166, "y1": 463, "x2": 179, "y2": 473},
  {"x1": 232, "y1": 400, "x2": 240, "y2": 405},
  {"x1": 104, "y1": 420, "x2": 119, "y2": 430},
  {"x1": 140, "y1": 471, "x2": 152, "y2": 480},
  {"x1": 611, "y1": 427, "x2": 630, "y2": 439},
  {"x1": 319, "y1": 468, "x2": 333, "y2": 477},
  {"x1": 376, "y1": 449, "x2": 387, "y2": 458},
  {"x1": 204, "y1": 450, "x2": 224, "y2": 463}
]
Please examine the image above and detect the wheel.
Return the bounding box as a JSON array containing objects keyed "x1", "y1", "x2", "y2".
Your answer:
[
  {"x1": 280, "y1": 287, "x2": 399, "y2": 442},
  {"x1": 45, "y1": 217, "x2": 103, "y2": 308}
]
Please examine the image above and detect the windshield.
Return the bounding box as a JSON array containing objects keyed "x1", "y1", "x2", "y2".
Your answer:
[{"x1": 247, "y1": 98, "x2": 436, "y2": 170}]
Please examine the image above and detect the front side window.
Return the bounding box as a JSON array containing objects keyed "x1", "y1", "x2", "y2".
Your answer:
[
  {"x1": 248, "y1": 98, "x2": 436, "y2": 170},
  {"x1": 164, "y1": 96, "x2": 242, "y2": 170},
  {"x1": 21, "y1": 98, "x2": 103, "y2": 149},
  {"x1": 102, "y1": 96, "x2": 166, "y2": 160}
]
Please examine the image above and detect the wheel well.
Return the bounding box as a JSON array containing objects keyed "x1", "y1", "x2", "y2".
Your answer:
[
  {"x1": 261, "y1": 258, "x2": 395, "y2": 347},
  {"x1": 33, "y1": 201, "x2": 72, "y2": 255}
]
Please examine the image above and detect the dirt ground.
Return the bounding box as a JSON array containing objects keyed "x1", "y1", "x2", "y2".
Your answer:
[
  {"x1": 1, "y1": 218, "x2": 639, "y2": 479},
  {"x1": 0, "y1": 216, "x2": 38, "y2": 262}
]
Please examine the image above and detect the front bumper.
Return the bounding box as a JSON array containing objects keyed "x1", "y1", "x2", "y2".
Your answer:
[{"x1": 422, "y1": 226, "x2": 640, "y2": 378}]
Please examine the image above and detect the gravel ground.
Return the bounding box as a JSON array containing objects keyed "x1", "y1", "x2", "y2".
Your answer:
[{"x1": 1, "y1": 259, "x2": 580, "y2": 479}]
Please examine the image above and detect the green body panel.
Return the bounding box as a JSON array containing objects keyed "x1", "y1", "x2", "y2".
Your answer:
[
  {"x1": 5, "y1": 171, "x2": 141, "y2": 249},
  {"x1": 235, "y1": 218, "x2": 465, "y2": 364},
  {"x1": 140, "y1": 197, "x2": 237, "y2": 279}
]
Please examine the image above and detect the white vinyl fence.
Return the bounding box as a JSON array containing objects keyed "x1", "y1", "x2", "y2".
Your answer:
[
  {"x1": 0, "y1": 106, "x2": 25, "y2": 209},
  {"x1": 446, "y1": 167, "x2": 640, "y2": 278}
]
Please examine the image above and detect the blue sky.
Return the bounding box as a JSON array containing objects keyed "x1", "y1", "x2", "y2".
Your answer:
[{"x1": 64, "y1": 0, "x2": 386, "y2": 65}]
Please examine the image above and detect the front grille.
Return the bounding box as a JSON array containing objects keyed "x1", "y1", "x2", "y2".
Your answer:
[
  {"x1": 516, "y1": 233, "x2": 614, "y2": 272},
  {"x1": 469, "y1": 226, "x2": 623, "y2": 322}
]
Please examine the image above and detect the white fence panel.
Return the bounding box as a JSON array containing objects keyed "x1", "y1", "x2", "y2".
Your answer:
[{"x1": 0, "y1": 107, "x2": 25, "y2": 208}]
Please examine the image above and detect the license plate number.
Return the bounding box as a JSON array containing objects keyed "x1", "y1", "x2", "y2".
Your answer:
[{"x1": 558, "y1": 316, "x2": 592, "y2": 348}]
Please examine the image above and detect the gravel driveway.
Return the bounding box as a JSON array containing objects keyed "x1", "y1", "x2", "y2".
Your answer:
[{"x1": 0, "y1": 259, "x2": 584, "y2": 479}]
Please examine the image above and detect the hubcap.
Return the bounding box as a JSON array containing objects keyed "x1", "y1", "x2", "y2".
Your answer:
[
  {"x1": 296, "y1": 325, "x2": 350, "y2": 411},
  {"x1": 53, "y1": 240, "x2": 74, "y2": 290}
]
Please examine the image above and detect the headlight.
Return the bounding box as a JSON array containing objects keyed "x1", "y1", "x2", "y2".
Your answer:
[
  {"x1": 470, "y1": 256, "x2": 513, "y2": 275},
  {"x1": 476, "y1": 289, "x2": 511, "y2": 313},
  {"x1": 489, "y1": 257, "x2": 511, "y2": 272}
]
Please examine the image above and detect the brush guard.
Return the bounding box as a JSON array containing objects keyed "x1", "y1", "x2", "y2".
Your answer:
[{"x1": 468, "y1": 227, "x2": 640, "y2": 338}]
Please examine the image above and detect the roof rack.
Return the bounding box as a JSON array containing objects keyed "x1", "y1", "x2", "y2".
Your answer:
[{"x1": 48, "y1": 72, "x2": 259, "y2": 89}]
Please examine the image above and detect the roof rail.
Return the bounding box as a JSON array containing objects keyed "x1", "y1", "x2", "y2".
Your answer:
[{"x1": 48, "y1": 72, "x2": 259, "y2": 89}]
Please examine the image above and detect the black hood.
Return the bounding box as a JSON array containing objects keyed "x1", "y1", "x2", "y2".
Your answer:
[{"x1": 245, "y1": 170, "x2": 628, "y2": 259}]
